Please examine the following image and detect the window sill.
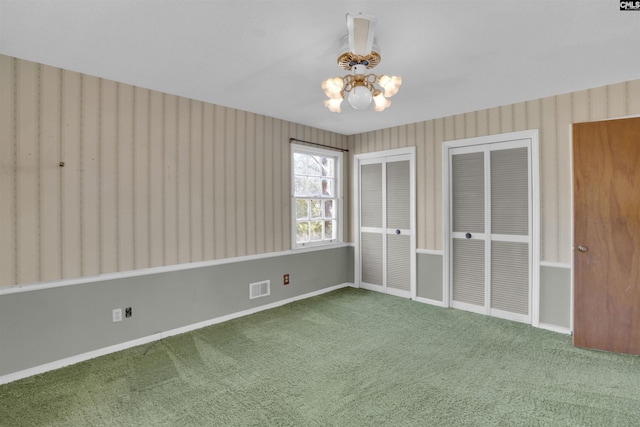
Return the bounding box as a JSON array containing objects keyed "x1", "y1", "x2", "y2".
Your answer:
[{"x1": 291, "y1": 241, "x2": 347, "y2": 252}]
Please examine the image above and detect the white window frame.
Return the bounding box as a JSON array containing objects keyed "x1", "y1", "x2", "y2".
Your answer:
[{"x1": 291, "y1": 143, "x2": 343, "y2": 249}]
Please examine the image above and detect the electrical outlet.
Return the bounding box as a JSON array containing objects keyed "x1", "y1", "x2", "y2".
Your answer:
[
  {"x1": 112, "y1": 308, "x2": 122, "y2": 322},
  {"x1": 284, "y1": 274, "x2": 290, "y2": 285},
  {"x1": 125, "y1": 307, "x2": 132, "y2": 318}
]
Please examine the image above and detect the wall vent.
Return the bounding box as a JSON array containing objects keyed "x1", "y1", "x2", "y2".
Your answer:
[{"x1": 249, "y1": 280, "x2": 270, "y2": 300}]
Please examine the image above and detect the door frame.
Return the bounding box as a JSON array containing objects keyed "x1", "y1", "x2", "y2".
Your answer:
[
  {"x1": 353, "y1": 147, "x2": 416, "y2": 299},
  {"x1": 442, "y1": 130, "x2": 540, "y2": 326}
]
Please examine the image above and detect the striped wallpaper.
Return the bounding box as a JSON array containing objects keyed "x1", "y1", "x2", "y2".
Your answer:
[
  {"x1": 0, "y1": 55, "x2": 348, "y2": 287},
  {"x1": 349, "y1": 79, "x2": 640, "y2": 264},
  {"x1": 2, "y1": 52, "x2": 639, "y2": 287}
]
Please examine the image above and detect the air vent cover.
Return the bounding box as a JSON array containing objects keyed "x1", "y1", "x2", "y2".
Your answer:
[{"x1": 249, "y1": 280, "x2": 270, "y2": 300}]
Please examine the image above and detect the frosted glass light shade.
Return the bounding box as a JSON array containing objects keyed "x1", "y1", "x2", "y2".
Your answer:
[
  {"x1": 373, "y1": 92, "x2": 391, "y2": 112},
  {"x1": 322, "y1": 77, "x2": 344, "y2": 99},
  {"x1": 379, "y1": 75, "x2": 402, "y2": 97},
  {"x1": 347, "y1": 85, "x2": 373, "y2": 110},
  {"x1": 324, "y1": 97, "x2": 343, "y2": 113}
]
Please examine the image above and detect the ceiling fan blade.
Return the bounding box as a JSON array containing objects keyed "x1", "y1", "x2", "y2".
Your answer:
[{"x1": 347, "y1": 13, "x2": 376, "y2": 56}]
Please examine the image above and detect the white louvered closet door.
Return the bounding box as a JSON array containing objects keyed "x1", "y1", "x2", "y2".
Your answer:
[
  {"x1": 489, "y1": 146, "x2": 530, "y2": 319},
  {"x1": 386, "y1": 160, "x2": 411, "y2": 293},
  {"x1": 450, "y1": 151, "x2": 486, "y2": 308},
  {"x1": 359, "y1": 154, "x2": 414, "y2": 298},
  {"x1": 449, "y1": 140, "x2": 532, "y2": 323},
  {"x1": 360, "y1": 163, "x2": 384, "y2": 287}
]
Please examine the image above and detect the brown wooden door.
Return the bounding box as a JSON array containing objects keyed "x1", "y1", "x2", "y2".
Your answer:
[{"x1": 573, "y1": 117, "x2": 640, "y2": 355}]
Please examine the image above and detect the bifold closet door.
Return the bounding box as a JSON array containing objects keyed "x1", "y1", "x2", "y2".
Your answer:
[
  {"x1": 449, "y1": 141, "x2": 531, "y2": 323},
  {"x1": 359, "y1": 156, "x2": 413, "y2": 297}
]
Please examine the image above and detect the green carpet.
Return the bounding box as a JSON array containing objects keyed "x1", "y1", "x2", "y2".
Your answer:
[{"x1": 2, "y1": 287, "x2": 640, "y2": 426}]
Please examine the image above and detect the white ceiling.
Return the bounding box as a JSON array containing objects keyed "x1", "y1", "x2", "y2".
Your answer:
[{"x1": 1, "y1": 1, "x2": 639, "y2": 135}]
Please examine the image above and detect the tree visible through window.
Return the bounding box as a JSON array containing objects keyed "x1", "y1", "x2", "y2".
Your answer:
[{"x1": 292, "y1": 144, "x2": 341, "y2": 248}]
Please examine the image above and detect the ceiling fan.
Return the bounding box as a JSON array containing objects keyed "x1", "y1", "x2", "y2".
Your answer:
[{"x1": 322, "y1": 13, "x2": 402, "y2": 113}]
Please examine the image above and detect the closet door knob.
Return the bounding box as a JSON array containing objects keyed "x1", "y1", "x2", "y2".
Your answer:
[
  {"x1": 396, "y1": 229, "x2": 401, "y2": 235},
  {"x1": 465, "y1": 233, "x2": 472, "y2": 239},
  {"x1": 577, "y1": 245, "x2": 588, "y2": 252}
]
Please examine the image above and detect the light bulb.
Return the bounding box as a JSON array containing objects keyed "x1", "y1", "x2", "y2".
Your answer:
[{"x1": 347, "y1": 85, "x2": 373, "y2": 110}]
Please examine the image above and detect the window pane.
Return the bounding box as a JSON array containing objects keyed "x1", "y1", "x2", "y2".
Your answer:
[
  {"x1": 310, "y1": 200, "x2": 322, "y2": 219},
  {"x1": 324, "y1": 220, "x2": 336, "y2": 240},
  {"x1": 294, "y1": 153, "x2": 307, "y2": 175},
  {"x1": 294, "y1": 177, "x2": 306, "y2": 197},
  {"x1": 308, "y1": 156, "x2": 322, "y2": 176},
  {"x1": 322, "y1": 178, "x2": 334, "y2": 197},
  {"x1": 310, "y1": 221, "x2": 323, "y2": 241},
  {"x1": 296, "y1": 199, "x2": 309, "y2": 219},
  {"x1": 321, "y1": 157, "x2": 334, "y2": 177},
  {"x1": 324, "y1": 200, "x2": 334, "y2": 219},
  {"x1": 296, "y1": 222, "x2": 309, "y2": 243},
  {"x1": 308, "y1": 177, "x2": 322, "y2": 196}
]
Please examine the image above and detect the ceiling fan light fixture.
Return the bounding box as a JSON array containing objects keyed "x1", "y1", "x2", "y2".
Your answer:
[{"x1": 322, "y1": 13, "x2": 402, "y2": 113}]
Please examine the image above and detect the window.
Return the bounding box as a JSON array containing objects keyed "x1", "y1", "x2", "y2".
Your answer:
[{"x1": 291, "y1": 144, "x2": 342, "y2": 248}]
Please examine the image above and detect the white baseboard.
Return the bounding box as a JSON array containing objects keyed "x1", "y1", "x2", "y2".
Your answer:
[
  {"x1": 0, "y1": 283, "x2": 353, "y2": 385},
  {"x1": 359, "y1": 282, "x2": 411, "y2": 299},
  {"x1": 539, "y1": 261, "x2": 571, "y2": 269},
  {"x1": 414, "y1": 296, "x2": 446, "y2": 307},
  {"x1": 416, "y1": 249, "x2": 444, "y2": 256},
  {"x1": 538, "y1": 322, "x2": 572, "y2": 335}
]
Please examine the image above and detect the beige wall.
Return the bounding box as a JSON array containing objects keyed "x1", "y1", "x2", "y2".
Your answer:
[
  {"x1": 349, "y1": 80, "x2": 640, "y2": 264},
  {"x1": 0, "y1": 55, "x2": 348, "y2": 287}
]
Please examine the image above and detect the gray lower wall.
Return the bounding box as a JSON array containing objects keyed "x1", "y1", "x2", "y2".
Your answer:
[
  {"x1": 0, "y1": 247, "x2": 570, "y2": 379},
  {"x1": 0, "y1": 246, "x2": 352, "y2": 377},
  {"x1": 416, "y1": 252, "x2": 571, "y2": 330},
  {"x1": 417, "y1": 252, "x2": 444, "y2": 302},
  {"x1": 539, "y1": 265, "x2": 571, "y2": 329}
]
